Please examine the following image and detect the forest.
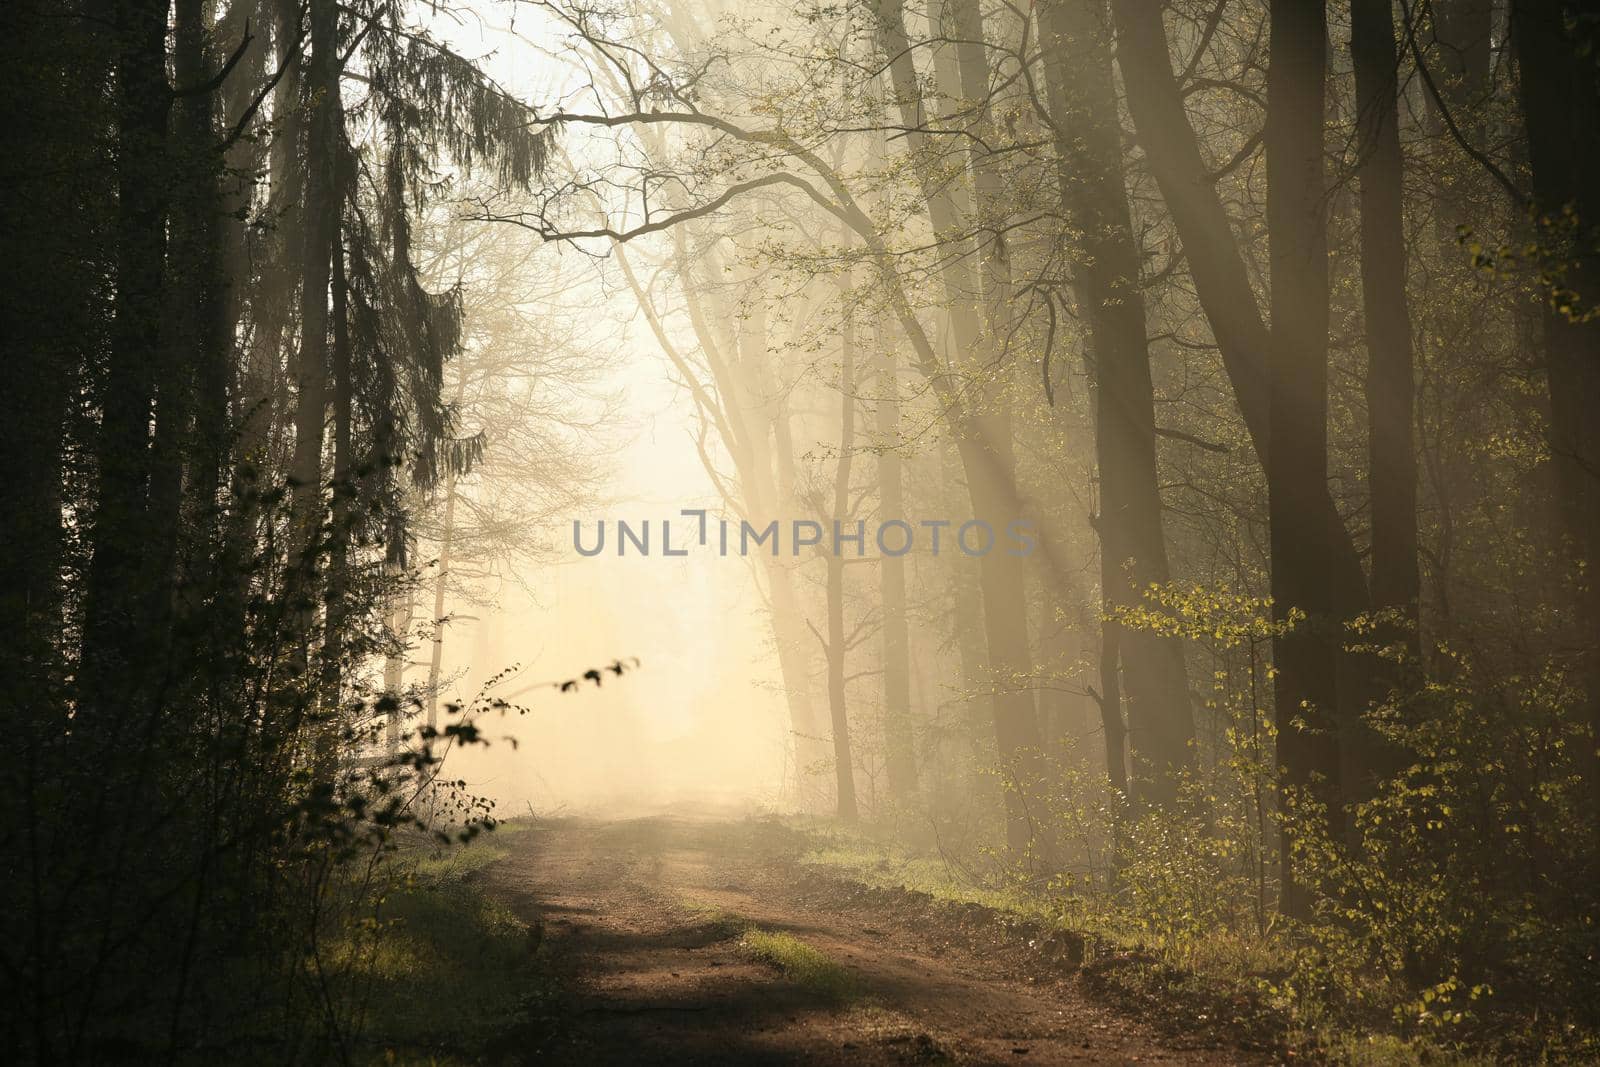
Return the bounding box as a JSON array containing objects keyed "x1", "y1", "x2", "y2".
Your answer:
[{"x1": 2, "y1": 0, "x2": 1598, "y2": 1062}]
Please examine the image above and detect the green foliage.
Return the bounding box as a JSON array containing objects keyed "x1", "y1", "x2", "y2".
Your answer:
[{"x1": 1289, "y1": 643, "x2": 1600, "y2": 1057}]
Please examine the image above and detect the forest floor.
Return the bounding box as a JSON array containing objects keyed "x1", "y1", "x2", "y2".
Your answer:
[{"x1": 477, "y1": 813, "x2": 1274, "y2": 1065}]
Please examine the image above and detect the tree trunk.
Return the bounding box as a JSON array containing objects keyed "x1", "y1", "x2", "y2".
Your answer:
[
  {"x1": 1351, "y1": 0, "x2": 1422, "y2": 641},
  {"x1": 288, "y1": 0, "x2": 336, "y2": 588},
  {"x1": 1108, "y1": 0, "x2": 1370, "y2": 615},
  {"x1": 0, "y1": 0, "x2": 106, "y2": 744},
  {"x1": 876, "y1": 328, "x2": 918, "y2": 798},
  {"x1": 79, "y1": 0, "x2": 173, "y2": 726},
  {"x1": 877, "y1": 0, "x2": 1046, "y2": 852},
  {"x1": 424, "y1": 472, "x2": 458, "y2": 734},
  {"x1": 826, "y1": 303, "x2": 860, "y2": 822},
  {"x1": 150, "y1": 0, "x2": 221, "y2": 653},
  {"x1": 384, "y1": 573, "x2": 416, "y2": 747},
  {"x1": 1039, "y1": 0, "x2": 1195, "y2": 808},
  {"x1": 1265, "y1": 0, "x2": 1343, "y2": 918},
  {"x1": 319, "y1": 193, "x2": 353, "y2": 776},
  {"x1": 1511, "y1": 0, "x2": 1600, "y2": 827}
]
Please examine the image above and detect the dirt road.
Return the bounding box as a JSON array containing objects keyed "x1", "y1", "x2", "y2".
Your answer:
[{"x1": 481, "y1": 816, "x2": 1266, "y2": 1065}]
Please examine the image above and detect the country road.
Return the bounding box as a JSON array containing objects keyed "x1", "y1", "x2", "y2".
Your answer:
[{"x1": 480, "y1": 816, "x2": 1268, "y2": 1065}]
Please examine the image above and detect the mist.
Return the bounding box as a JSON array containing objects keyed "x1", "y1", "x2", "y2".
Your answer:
[{"x1": 6, "y1": 0, "x2": 1600, "y2": 1061}]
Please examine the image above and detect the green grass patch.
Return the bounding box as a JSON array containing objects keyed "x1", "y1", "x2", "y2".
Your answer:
[
  {"x1": 739, "y1": 929, "x2": 858, "y2": 1004},
  {"x1": 803, "y1": 842, "x2": 1055, "y2": 920},
  {"x1": 407, "y1": 819, "x2": 529, "y2": 883},
  {"x1": 327, "y1": 825, "x2": 556, "y2": 1064}
]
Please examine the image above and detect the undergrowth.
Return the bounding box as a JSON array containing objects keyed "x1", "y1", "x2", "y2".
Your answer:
[
  {"x1": 789, "y1": 819, "x2": 1589, "y2": 1065},
  {"x1": 332, "y1": 821, "x2": 556, "y2": 1065}
]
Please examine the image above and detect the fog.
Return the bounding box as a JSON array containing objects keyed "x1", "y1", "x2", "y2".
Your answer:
[
  {"x1": 438, "y1": 368, "x2": 795, "y2": 815},
  {"x1": 11, "y1": 0, "x2": 1600, "y2": 1056}
]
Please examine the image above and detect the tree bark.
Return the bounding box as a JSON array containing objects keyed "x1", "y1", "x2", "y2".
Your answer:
[
  {"x1": 288, "y1": 0, "x2": 336, "y2": 586},
  {"x1": 876, "y1": 327, "x2": 919, "y2": 797},
  {"x1": 1039, "y1": 0, "x2": 1195, "y2": 808},
  {"x1": 79, "y1": 0, "x2": 173, "y2": 726},
  {"x1": 826, "y1": 301, "x2": 860, "y2": 822},
  {"x1": 1352, "y1": 0, "x2": 1422, "y2": 640},
  {"x1": 1108, "y1": 0, "x2": 1370, "y2": 616},
  {"x1": 1511, "y1": 0, "x2": 1600, "y2": 827},
  {"x1": 1266, "y1": 0, "x2": 1343, "y2": 918},
  {"x1": 320, "y1": 189, "x2": 353, "y2": 776},
  {"x1": 877, "y1": 0, "x2": 1046, "y2": 852}
]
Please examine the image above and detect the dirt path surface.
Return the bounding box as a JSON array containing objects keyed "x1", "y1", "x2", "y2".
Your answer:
[{"x1": 482, "y1": 816, "x2": 1265, "y2": 1065}]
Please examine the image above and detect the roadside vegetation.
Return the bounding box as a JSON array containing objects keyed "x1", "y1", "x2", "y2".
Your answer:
[{"x1": 792, "y1": 815, "x2": 1594, "y2": 1066}]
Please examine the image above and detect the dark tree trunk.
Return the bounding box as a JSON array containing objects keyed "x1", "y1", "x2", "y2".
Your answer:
[
  {"x1": 288, "y1": 0, "x2": 337, "y2": 645},
  {"x1": 320, "y1": 195, "x2": 353, "y2": 777},
  {"x1": 1108, "y1": 0, "x2": 1370, "y2": 614},
  {"x1": 1351, "y1": 0, "x2": 1422, "y2": 641},
  {"x1": 146, "y1": 0, "x2": 222, "y2": 668},
  {"x1": 1266, "y1": 0, "x2": 1344, "y2": 918},
  {"x1": 192, "y1": 0, "x2": 264, "y2": 531},
  {"x1": 1512, "y1": 0, "x2": 1600, "y2": 826},
  {"x1": 0, "y1": 4, "x2": 99, "y2": 729},
  {"x1": 1039, "y1": 0, "x2": 1195, "y2": 808},
  {"x1": 79, "y1": 0, "x2": 174, "y2": 726},
  {"x1": 1111, "y1": 0, "x2": 1396, "y2": 802}
]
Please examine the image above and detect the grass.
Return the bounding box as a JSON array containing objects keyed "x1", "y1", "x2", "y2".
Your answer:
[
  {"x1": 739, "y1": 929, "x2": 859, "y2": 1004},
  {"x1": 325, "y1": 822, "x2": 557, "y2": 1065},
  {"x1": 408, "y1": 819, "x2": 529, "y2": 882},
  {"x1": 803, "y1": 842, "x2": 1059, "y2": 921}
]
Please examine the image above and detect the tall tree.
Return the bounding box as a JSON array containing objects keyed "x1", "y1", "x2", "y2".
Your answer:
[
  {"x1": 1511, "y1": 0, "x2": 1600, "y2": 823},
  {"x1": 0, "y1": 2, "x2": 108, "y2": 728},
  {"x1": 1352, "y1": 0, "x2": 1422, "y2": 646},
  {"x1": 288, "y1": 0, "x2": 337, "y2": 589},
  {"x1": 877, "y1": 0, "x2": 1047, "y2": 851},
  {"x1": 1039, "y1": 0, "x2": 1195, "y2": 807},
  {"x1": 823, "y1": 297, "x2": 862, "y2": 822},
  {"x1": 1108, "y1": 0, "x2": 1372, "y2": 622},
  {"x1": 875, "y1": 324, "x2": 919, "y2": 797},
  {"x1": 78, "y1": 0, "x2": 175, "y2": 728},
  {"x1": 1265, "y1": 0, "x2": 1343, "y2": 917}
]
